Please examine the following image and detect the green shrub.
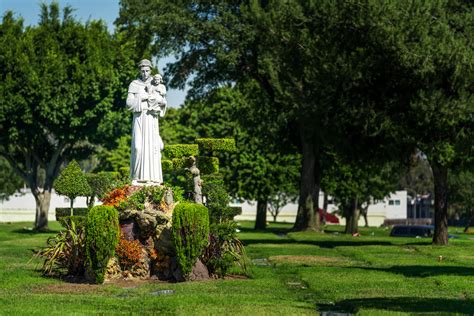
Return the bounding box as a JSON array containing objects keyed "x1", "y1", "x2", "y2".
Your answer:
[
  {"x1": 172, "y1": 202, "x2": 210, "y2": 279},
  {"x1": 118, "y1": 167, "x2": 131, "y2": 183},
  {"x1": 171, "y1": 157, "x2": 194, "y2": 169},
  {"x1": 202, "y1": 221, "x2": 249, "y2": 278},
  {"x1": 162, "y1": 159, "x2": 173, "y2": 172},
  {"x1": 197, "y1": 156, "x2": 219, "y2": 174},
  {"x1": 163, "y1": 158, "x2": 194, "y2": 193},
  {"x1": 163, "y1": 144, "x2": 199, "y2": 159},
  {"x1": 196, "y1": 138, "x2": 236, "y2": 154},
  {"x1": 202, "y1": 174, "x2": 236, "y2": 223},
  {"x1": 54, "y1": 160, "x2": 92, "y2": 215},
  {"x1": 85, "y1": 205, "x2": 119, "y2": 284}
]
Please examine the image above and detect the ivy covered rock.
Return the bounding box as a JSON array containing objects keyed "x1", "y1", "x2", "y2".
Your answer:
[{"x1": 99, "y1": 184, "x2": 180, "y2": 281}]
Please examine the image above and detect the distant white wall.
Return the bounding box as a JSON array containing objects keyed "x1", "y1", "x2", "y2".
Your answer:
[
  {"x1": 0, "y1": 189, "x2": 88, "y2": 222},
  {"x1": 234, "y1": 190, "x2": 408, "y2": 227}
]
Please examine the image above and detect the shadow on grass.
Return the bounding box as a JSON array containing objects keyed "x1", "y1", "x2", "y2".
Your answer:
[
  {"x1": 354, "y1": 265, "x2": 474, "y2": 277},
  {"x1": 239, "y1": 227, "x2": 430, "y2": 248},
  {"x1": 318, "y1": 297, "x2": 474, "y2": 314},
  {"x1": 241, "y1": 238, "x2": 419, "y2": 248}
]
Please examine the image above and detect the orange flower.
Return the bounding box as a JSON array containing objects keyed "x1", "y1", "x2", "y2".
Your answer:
[{"x1": 101, "y1": 185, "x2": 129, "y2": 207}]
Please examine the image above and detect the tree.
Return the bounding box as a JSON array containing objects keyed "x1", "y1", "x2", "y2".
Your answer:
[
  {"x1": 268, "y1": 191, "x2": 297, "y2": 223},
  {"x1": 95, "y1": 135, "x2": 131, "y2": 173},
  {"x1": 115, "y1": 1, "x2": 410, "y2": 233},
  {"x1": 448, "y1": 170, "x2": 474, "y2": 232},
  {"x1": 323, "y1": 155, "x2": 400, "y2": 234},
  {"x1": 369, "y1": 1, "x2": 473, "y2": 245},
  {"x1": 0, "y1": 157, "x2": 23, "y2": 201},
  {"x1": 399, "y1": 154, "x2": 434, "y2": 199},
  {"x1": 117, "y1": 1, "x2": 473, "y2": 242},
  {"x1": 54, "y1": 160, "x2": 91, "y2": 215},
  {"x1": 0, "y1": 4, "x2": 129, "y2": 230}
]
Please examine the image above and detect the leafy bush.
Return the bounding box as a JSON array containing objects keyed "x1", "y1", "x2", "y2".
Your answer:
[
  {"x1": 163, "y1": 144, "x2": 199, "y2": 159},
  {"x1": 34, "y1": 218, "x2": 86, "y2": 276},
  {"x1": 172, "y1": 202, "x2": 210, "y2": 279},
  {"x1": 202, "y1": 221, "x2": 249, "y2": 278},
  {"x1": 54, "y1": 160, "x2": 91, "y2": 215},
  {"x1": 197, "y1": 156, "x2": 220, "y2": 174},
  {"x1": 162, "y1": 159, "x2": 173, "y2": 172},
  {"x1": 85, "y1": 205, "x2": 120, "y2": 284},
  {"x1": 202, "y1": 174, "x2": 235, "y2": 223},
  {"x1": 115, "y1": 236, "x2": 143, "y2": 269},
  {"x1": 117, "y1": 186, "x2": 167, "y2": 211}
]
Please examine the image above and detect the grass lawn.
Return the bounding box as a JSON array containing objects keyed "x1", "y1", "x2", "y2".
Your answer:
[{"x1": 1, "y1": 221, "x2": 473, "y2": 315}]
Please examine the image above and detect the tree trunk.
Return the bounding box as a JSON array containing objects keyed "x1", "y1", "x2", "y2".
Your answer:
[
  {"x1": 70, "y1": 198, "x2": 74, "y2": 216},
  {"x1": 87, "y1": 195, "x2": 95, "y2": 208},
  {"x1": 33, "y1": 190, "x2": 51, "y2": 231},
  {"x1": 363, "y1": 211, "x2": 369, "y2": 228},
  {"x1": 464, "y1": 212, "x2": 473, "y2": 233},
  {"x1": 431, "y1": 162, "x2": 449, "y2": 245},
  {"x1": 255, "y1": 199, "x2": 267, "y2": 230},
  {"x1": 344, "y1": 195, "x2": 359, "y2": 234},
  {"x1": 293, "y1": 134, "x2": 320, "y2": 231}
]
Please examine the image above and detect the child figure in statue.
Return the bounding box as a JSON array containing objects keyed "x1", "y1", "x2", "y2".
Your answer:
[{"x1": 146, "y1": 74, "x2": 167, "y2": 117}]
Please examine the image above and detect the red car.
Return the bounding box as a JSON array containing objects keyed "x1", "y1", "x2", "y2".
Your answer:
[{"x1": 318, "y1": 208, "x2": 340, "y2": 224}]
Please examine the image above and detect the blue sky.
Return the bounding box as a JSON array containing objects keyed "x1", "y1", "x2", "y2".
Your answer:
[{"x1": 0, "y1": 0, "x2": 186, "y2": 107}]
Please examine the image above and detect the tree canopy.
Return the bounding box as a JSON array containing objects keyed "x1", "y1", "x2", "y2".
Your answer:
[{"x1": 0, "y1": 4, "x2": 133, "y2": 229}]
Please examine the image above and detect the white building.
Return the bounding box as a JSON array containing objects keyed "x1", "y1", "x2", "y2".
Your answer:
[
  {"x1": 234, "y1": 190, "x2": 408, "y2": 227},
  {"x1": 0, "y1": 189, "x2": 88, "y2": 222}
]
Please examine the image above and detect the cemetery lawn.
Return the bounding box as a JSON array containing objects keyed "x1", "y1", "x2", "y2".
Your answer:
[{"x1": 1, "y1": 222, "x2": 474, "y2": 315}]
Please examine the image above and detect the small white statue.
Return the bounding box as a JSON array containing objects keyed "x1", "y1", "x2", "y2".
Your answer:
[{"x1": 126, "y1": 59, "x2": 167, "y2": 185}]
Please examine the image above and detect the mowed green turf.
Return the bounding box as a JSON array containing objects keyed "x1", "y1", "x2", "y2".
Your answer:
[{"x1": 1, "y1": 221, "x2": 474, "y2": 315}]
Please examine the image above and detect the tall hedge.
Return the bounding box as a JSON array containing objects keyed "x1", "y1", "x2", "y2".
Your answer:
[
  {"x1": 172, "y1": 202, "x2": 210, "y2": 278},
  {"x1": 85, "y1": 205, "x2": 119, "y2": 284}
]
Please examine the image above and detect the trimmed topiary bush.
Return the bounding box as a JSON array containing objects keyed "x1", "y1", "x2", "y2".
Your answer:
[
  {"x1": 85, "y1": 205, "x2": 119, "y2": 284},
  {"x1": 197, "y1": 156, "x2": 220, "y2": 174},
  {"x1": 172, "y1": 202, "x2": 210, "y2": 279},
  {"x1": 171, "y1": 157, "x2": 194, "y2": 169},
  {"x1": 162, "y1": 159, "x2": 173, "y2": 172},
  {"x1": 54, "y1": 160, "x2": 91, "y2": 216},
  {"x1": 195, "y1": 138, "x2": 236, "y2": 154},
  {"x1": 163, "y1": 144, "x2": 199, "y2": 159}
]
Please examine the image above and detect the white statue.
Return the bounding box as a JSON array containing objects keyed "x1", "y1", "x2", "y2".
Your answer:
[{"x1": 127, "y1": 59, "x2": 167, "y2": 185}]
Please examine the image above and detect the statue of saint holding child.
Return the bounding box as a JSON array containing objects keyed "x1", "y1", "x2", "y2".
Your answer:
[{"x1": 126, "y1": 59, "x2": 167, "y2": 185}]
